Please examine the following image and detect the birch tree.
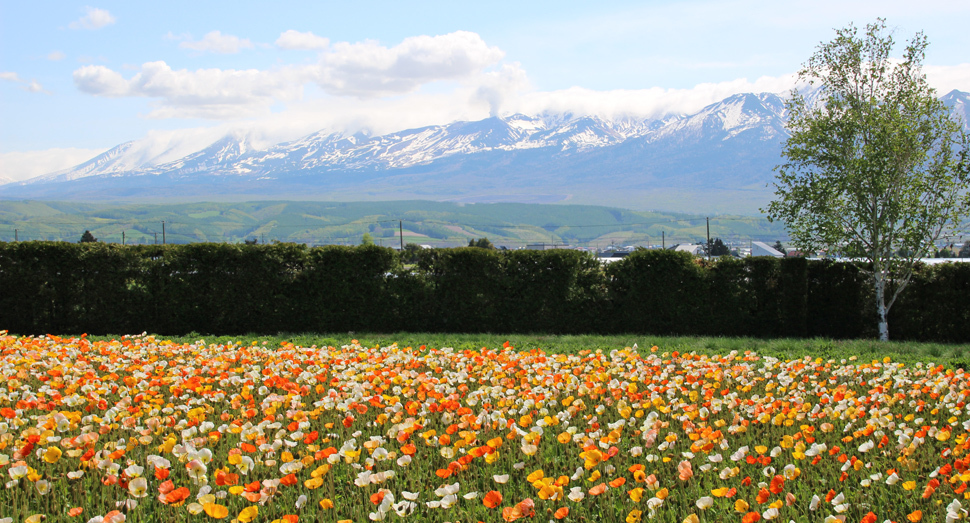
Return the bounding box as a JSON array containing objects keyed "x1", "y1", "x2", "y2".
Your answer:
[{"x1": 765, "y1": 19, "x2": 970, "y2": 340}]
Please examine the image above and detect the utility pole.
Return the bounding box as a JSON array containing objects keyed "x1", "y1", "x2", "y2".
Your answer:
[
  {"x1": 122, "y1": 231, "x2": 125, "y2": 245},
  {"x1": 14, "y1": 229, "x2": 17, "y2": 242},
  {"x1": 154, "y1": 232, "x2": 158, "y2": 245},
  {"x1": 399, "y1": 220, "x2": 404, "y2": 251},
  {"x1": 706, "y1": 217, "x2": 711, "y2": 260},
  {"x1": 662, "y1": 231, "x2": 665, "y2": 250},
  {"x1": 162, "y1": 221, "x2": 166, "y2": 245}
]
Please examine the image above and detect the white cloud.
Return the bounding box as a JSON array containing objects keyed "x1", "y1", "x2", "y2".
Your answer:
[
  {"x1": 313, "y1": 31, "x2": 505, "y2": 97},
  {"x1": 69, "y1": 6, "x2": 116, "y2": 30},
  {"x1": 179, "y1": 31, "x2": 255, "y2": 54},
  {"x1": 1, "y1": 71, "x2": 49, "y2": 94},
  {"x1": 527, "y1": 75, "x2": 800, "y2": 120},
  {"x1": 74, "y1": 61, "x2": 304, "y2": 119},
  {"x1": 472, "y1": 63, "x2": 531, "y2": 116},
  {"x1": 25, "y1": 80, "x2": 46, "y2": 93},
  {"x1": 47, "y1": 51, "x2": 66, "y2": 61},
  {"x1": 926, "y1": 64, "x2": 970, "y2": 95},
  {"x1": 73, "y1": 65, "x2": 128, "y2": 96},
  {"x1": 0, "y1": 147, "x2": 109, "y2": 182},
  {"x1": 276, "y1": 30, "x2": 329, "y2": 50},
  {"x1": 73, "y1": 31, "x2": 508, "y2": 119}
]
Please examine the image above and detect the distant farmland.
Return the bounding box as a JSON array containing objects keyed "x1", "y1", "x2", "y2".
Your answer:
[{"x1": 0, "y1": 200, "x2": 788, "y2": 248}]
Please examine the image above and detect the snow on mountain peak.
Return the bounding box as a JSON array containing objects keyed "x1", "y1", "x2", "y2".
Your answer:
[{"x1": 24, "y1": 93, "x2": 788, "y2": 182}]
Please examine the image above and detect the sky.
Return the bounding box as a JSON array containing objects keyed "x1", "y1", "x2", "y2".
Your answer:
[{"x1": 1, "y1": 0, "x2": 969, "y2": 182}]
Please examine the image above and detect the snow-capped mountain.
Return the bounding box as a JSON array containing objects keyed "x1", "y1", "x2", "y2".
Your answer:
[
  {"x1": 4, "y1": 89, "x2": 966, "y2": 214},
  {"x1": 36, "y1": 141, "x2": 141, "y2": 182},
  {"x1": 15, "y1": 111, "x2": 688, "y2": 183},
  {"x1": 647, "y1": 93, "x2": 787, "y2": 143},
  {"x1": 942, "y1": 89, "x2": 970, "y2": 131}
]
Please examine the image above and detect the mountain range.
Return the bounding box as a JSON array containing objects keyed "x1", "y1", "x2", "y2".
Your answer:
[{"x1": 3, "y1": 89, "x2": 968, "y2": 215}]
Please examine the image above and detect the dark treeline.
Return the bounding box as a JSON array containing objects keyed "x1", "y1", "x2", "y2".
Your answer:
[{"x1": 0, "y1": 242, "x2": 966, "y2": 342}]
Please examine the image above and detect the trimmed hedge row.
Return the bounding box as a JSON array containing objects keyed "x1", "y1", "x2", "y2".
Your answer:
[{"x1": 0, "y1": 242, "x2": 966, "y2": 342}]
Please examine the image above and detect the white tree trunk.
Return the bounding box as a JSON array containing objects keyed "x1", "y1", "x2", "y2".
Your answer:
[{"x1": 874, "y1": 269, "x2": 889, "y2": 341}]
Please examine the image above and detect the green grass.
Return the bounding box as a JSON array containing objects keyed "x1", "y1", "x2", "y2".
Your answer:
[
  {"x1": 0, "y1": 199, "x2": 788, "y2": 247},
  {"x1": 87, "y1": 331, "x2": 970, "y2": 367}
]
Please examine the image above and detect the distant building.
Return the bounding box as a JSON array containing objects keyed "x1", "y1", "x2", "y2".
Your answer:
[
  {"x1": 525, "y1": 243, "x2": 572, "y2": 250},
  {"x1": 672, "y1": 243, "x2": 704, "y2": 256},
  {"x1": 599, "y1": 250, "x2": 631, "y2": 258},
  {"x1": 751, "y1": 241, "x2": 784, "y2": 258}
]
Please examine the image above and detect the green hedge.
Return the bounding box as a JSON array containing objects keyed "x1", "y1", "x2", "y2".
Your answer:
[{"x1": 0, "y1": 242, "x2": 965, "y2": 342}]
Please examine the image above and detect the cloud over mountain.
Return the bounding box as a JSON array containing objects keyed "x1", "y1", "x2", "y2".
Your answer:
[
  {"x1": 313, "y1": 31, "x2": 505, "y2": 97},
  {"x1": 73, "y1": 61, "x2": 305, "y2": 118}
]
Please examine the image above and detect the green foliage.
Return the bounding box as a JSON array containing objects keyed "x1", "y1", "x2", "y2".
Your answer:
[
  {"x1": 467, "y1": 237, "x2": 494, "y2": 249},
  {"x1": 704, "y1": 237, "x2": 731, "y2": 256},
  {"x1": 605, "y1": 249, "x2": 707, "y2": 335},
  {"x1": 778, "y1": 257, "x2": 809, "y2": 338},
  {"x1": 401, "y1": 243, "x2": 423, "y2": 264},
  {"x1": 297, "y1": 244, "x2": 398, "y2": 333},
  {"x1": 79, "y1": 230, "x2": 97, "y2": 243},
  {"x1": 501, "y1": 249, "x2": 606, "y2": 334},
  {"x1": 360, "y1": 232, "x2": 375, "y2": 246},
  {"x1": 765, "y1": 19, "x2": 970, "y2": 340},
  {"x1": 890, "y1": 262, "x2": 970, "y2": 343},
  {"x1": 806, "y1": 260, "x2": 870, "y2": 339},
  {"x1": 1, "y1": 242, "x2": 968, "y2": 342},
  {"x1": 416, "y1": 247, "x2": 504, "y2": 332}
]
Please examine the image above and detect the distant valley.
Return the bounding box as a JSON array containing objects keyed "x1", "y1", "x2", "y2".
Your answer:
[{"x1": 0, "y1": 200, "x2": 789, "y2": 248}]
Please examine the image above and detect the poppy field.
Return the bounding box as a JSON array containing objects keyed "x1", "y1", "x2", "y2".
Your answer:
[{"x1": 1, "y1": 331, "x2": 969, "y2": 523}]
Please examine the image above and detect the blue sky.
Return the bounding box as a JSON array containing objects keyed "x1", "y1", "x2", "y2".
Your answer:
[{"x1": 2, "y1": 0, "x2": 969, "y2": 181}]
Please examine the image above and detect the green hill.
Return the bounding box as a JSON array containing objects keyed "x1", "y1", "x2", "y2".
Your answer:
[{"x1": 0, "y1": 200, "x2": 788, "y2": 248}]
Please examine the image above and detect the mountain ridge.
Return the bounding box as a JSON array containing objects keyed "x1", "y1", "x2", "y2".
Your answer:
[{"x1": 4, "y1": 89, "x2": 968, "y2": 215}]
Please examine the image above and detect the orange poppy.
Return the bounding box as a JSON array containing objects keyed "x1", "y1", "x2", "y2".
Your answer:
[
  {"x1": 163, "y1": 487, "x2": 190, "y2": 505},
  {"x1": 215, "y1": 470, "x2": 238, "y2": 486},
  {"x1": 755, "y1": 488, "x2": 770, "y2": 504},
  {"x1": 769, "y1": 475, "x2": 785, "y2": 494},
  {"x1": 502, "y1": 499, "x2": 535, "y2": 522},
  {"x1": 742, "y1": 512, "x2": 761, "y2": 523},
  {"x1": 483, "y1": 490, "x2": 503, "y2": 508},
  {"x1": 678, "y1": 460, "x2": 693, "y2": 481},
  {"x1": 157, "y1": 480, "x2": 174, "y2": 495}
]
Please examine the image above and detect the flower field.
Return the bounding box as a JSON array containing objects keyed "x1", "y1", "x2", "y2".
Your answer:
[{"x1": 1, "y1": 332, "x2": 969, "y2": 523}]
